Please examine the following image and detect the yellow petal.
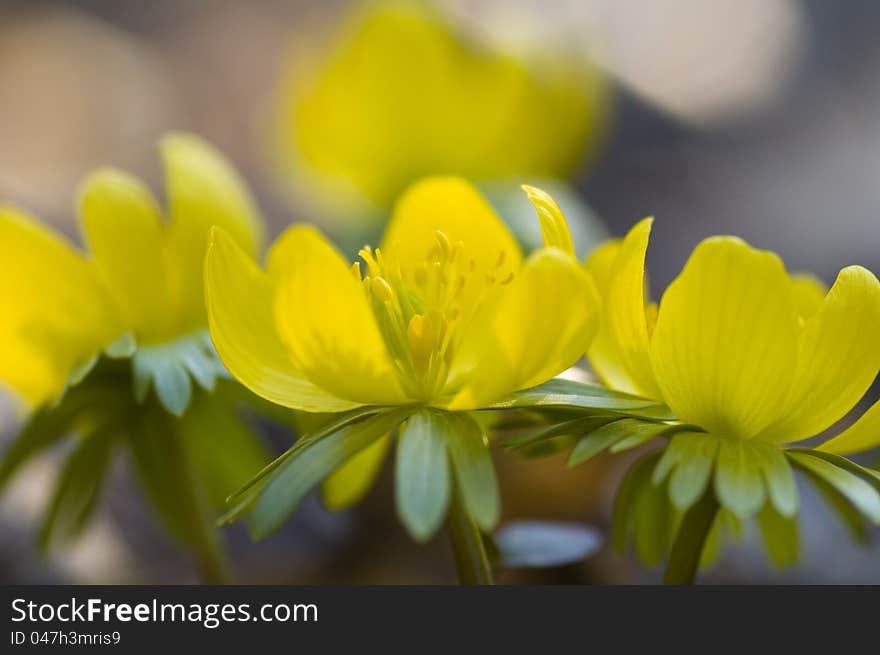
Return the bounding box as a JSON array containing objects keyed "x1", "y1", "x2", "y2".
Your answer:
[
  {"x1": 381, "y1": 176, "x2": 522, "y2": 301},
  {"x1": 790, "y1": 272, "x2": 827, "y2": 320},
  {"x1": 205, "y1": 227, "x2": 359, "y2": 412},
  {"x1": 161, "y1": 133, "x2": 264, "y2": 329},
  {"x1": 521, "y1": 185, "x2": 575, "y2": 256},
  {"x1": 604, "y1": 218, "x2": 662, "y2": 398},
  {"x1": 584, "y1": 239, "x2": 642, "y2": 394},
  {"x1": 650, "y1": 237, "x2": 799, "y2": 438},
  {"x1": 759, "y1": 266, "x2": 880, "y2": 443},
  {"x1": 0, "y1": 207, "x2": 120, "y2": 405},
  {"x1": 271, "y1": 225, "x2": 407, "y2": 405},
  {"x1": 79, "y1": 169, "x2": 176, "y2": 342},
  {"x1": 448, "y1": 248, "x2": 599, "y2": 409},
  {"x1": 322, "y1": 433, "x2": 391, "y2": 510},
  {"x1": 819, "y1": 397, "x2": 880, "y2": 455}
]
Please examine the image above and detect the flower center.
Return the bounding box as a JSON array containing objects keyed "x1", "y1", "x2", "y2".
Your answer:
[{"x1": 354, "y1": 230, "x2": 513, "y2": 400}]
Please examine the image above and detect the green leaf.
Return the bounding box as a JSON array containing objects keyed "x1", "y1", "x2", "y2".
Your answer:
[
  {"x1": 38, "y1": 428, "x2": 116, "y2": 550},
  {"x1": 634, "y1": 474, "x2": 678, "y2": 567},
  {"x1": 608, "y1": 421, "x2": 676, "y2": 454},
  {"x1": 517, "y1": 434, "x2": 579, "y2": 459},
  {"x1": 446, "y1": 412, "x2": 500, "y2": 532},
  {"x1": 611, "y1": 452, "x2": 660, "y2": 554},
  {"x1": 128, "y1": 408, "x2": 227, "y2": 583},
  {"x1": 757, "y1": 501, "x2": 799, "y2": 567},
  {"x1": 395, "y1": 411, "x2": 451, "y2": 541},
  {"x1": 493, "y1": 520, "x2": 603, "y2": 568},
  {"x1": 488, "y1": 378, "x2": 668, "y2": 414},
  {"x1": 131, "y1": 331, "x2": 225, "y2": 415},
  {"x1": 0, "y1": 379, "x2": 127, "y2": 490},
  {"x1": 714, "y1": 439, "x2": 766, "y2": 519},
  {"x1": 788, "y1": 449, "x2": 880, "y2": 497},
  {"x1": 176, "y1": 392, "x2": 270, "y2": 510},
  {"x1": 664, "y1": 433, "x2": 719, "y2": 511},
  {"x1": 247, "y1": 408, "x2": 412, "y2": 539},
  {"x1": 787, "y1": 451, "x2": 880, "y2": 524},
  {"x1": 153, "y1": 359, "x2": 192, "y2": 417},
  {"x1": 502, "y1": 415, "x2": 616, "y2": 451},
  {"x1": 222, "y1": 405, "x2": 385, "y2": 514},
  {"x1": 751, "y1": 440, "x2": 798, "y2": 518},
  {"x1": 176, "y1": 334, "x2": 223, "y2": 392},
  {"x1": 802, "y1": 467, "x2": 869, "y2": 543},
  {"x1": 105, "y1": 331, "x2": 136, "y2": 358},
  {"x1": 67, "y1": 356, "x2": 98, "y2": 387},
  {"x1": 568, "y1": 419, "x2": 669, "y2": 467}
]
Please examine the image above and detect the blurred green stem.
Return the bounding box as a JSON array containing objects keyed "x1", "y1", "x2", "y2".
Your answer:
[
  {"x1": 155, "y1": 419, "x2": 230, "y2": 585},
  {"x1": 447, "y1": 486, "x2": 493, "y2": 585},
  {"x1": 663, "y1": 490, "x2": 718, "y2": 585}
]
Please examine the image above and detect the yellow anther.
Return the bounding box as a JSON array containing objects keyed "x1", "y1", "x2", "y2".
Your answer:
[
  {"x1": 359, "y1": 246, "x2": 381, "y2": 277},
  {"x1": 371, "y1": 276, "x2": 395, "y2": 302},
  {"x1": 350, "y1": 261, "x2": 362, "y2": 280},
  {"x1": 434, "y1": 230, "x2": 452, "y2": 258},
  {"x1": 407, "y1": 313, "x2": 435, "y2": 375}
]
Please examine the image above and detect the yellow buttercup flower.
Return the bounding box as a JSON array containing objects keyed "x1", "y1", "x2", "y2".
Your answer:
[
  {"x1": 490, "y1": 216, "x2": 880, "y2": 581},
  {"x1": 207, "y1": 177, "x2": 600, "y2": 551},
  {"x1": 0, "y1": 133, "x2": 262, "y2": 412},
  {"x1": 586, "y1": 218, "x2": 880, "y2": 455},
  {"x1": 271, "y1": 1, "x2": 607, "y2": 222},
  {"x1": 572, "y1": 217, "x2": 880, "y2": 577},
  {"x1": 207, "y1": 177, "x2": 598, "y2": 414},
  {"x1": 0, "y1": 134, "x2": 268, "y2": 582}
]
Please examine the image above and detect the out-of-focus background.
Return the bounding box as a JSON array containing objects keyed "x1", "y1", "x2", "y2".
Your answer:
[{"x1": 2, "y1": 0, "x2": 880, "y2": 583}]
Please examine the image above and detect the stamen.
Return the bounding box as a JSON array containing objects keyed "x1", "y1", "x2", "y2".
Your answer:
[
  {"x1": 435, "y1": 231, "x2": 452, "y2": 259},
  {"x1": 407, "y1": 314, "x2": 434, "y2": 376},
  {"x1": 350, "y1": 261, "x2": 362, "y2": 280},
  {"x1": 371, "y1": 276, "x2": 395, "y2": 303}
]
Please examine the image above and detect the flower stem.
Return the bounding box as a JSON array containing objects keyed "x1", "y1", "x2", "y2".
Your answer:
[
  {"x1": 447, "y1": 486, "x2": 493, "y2": 585},
  {"x1": 663, "y1": 490, "x2": 719, "y2": 585}
]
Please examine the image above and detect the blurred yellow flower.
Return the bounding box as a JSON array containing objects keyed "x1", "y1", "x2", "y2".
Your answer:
[
  {"x1": 271, "y1": 1, "x2": 608, "y2": 222},
  {"x1": 206, "y1": 177, "x2": 598, "y2": 413},
  {"x1": 584, "y1": 218, "x2": 880, "y2": 518},
  {"x1": 0, "y1": 134, "x2": 262, "y2": 409}
]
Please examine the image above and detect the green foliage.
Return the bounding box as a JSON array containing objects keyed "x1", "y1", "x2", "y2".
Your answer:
[
  {"x1": 396, "y1": 411, "x2": 451, "y2": 541},
  {"x1": 132, "y1": 331, "x2": 227, "y2": 416},
  {"x1": 245, "y1": 408, "x2": 411, "y2": 539},
  {"x1": 445, "y1": 412, "x2": 500, "y2": 532},
  {"x1": 38, "y1": 428, "x2": 115, "y2": 550},
  {"x1": 0, "y1": 356, "x2": 272, "y2": 582},
  {"x1": 488, "y1": 378, "x2": 670, "y2": 415}
]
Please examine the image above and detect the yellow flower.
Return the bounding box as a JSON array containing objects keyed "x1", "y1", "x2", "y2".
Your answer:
[
  {"x1": 583, "y1": 218, "x2": 880, "y2": 522},
  {"x1": 206, "y1": 177, "x2": 598, "y2": 414},
  {"x1": 0, "y1": 133, "x2": 262, "y2": 410},
  {"x1": 271, "y1": 1, "x2": 607, "y2": 222}
]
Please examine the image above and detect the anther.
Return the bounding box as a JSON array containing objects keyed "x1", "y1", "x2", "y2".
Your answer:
[
  {"x1": 435, "y1": 231, "x2": 452, "y2": 258},
  {"x1": 371, "y1": 276, "x2": 394, "y2": 303}
]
